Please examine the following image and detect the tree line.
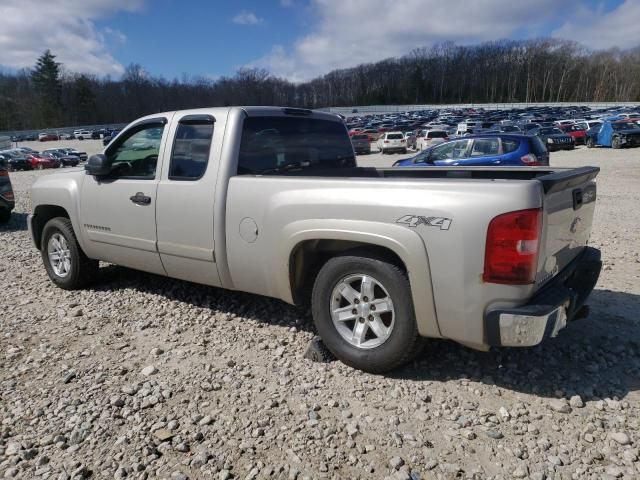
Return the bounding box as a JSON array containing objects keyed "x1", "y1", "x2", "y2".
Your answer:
[{"x1": 1, "y1": 38, "x2": 639, "y2": 131}]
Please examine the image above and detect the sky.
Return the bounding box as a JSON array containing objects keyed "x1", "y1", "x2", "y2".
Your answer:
[{"x1": 0, "y1": 0, "x2": 637, "y2": 83}]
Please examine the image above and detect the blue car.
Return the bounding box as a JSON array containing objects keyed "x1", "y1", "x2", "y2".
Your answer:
[{"x1": 393, "y1": 134, "x2": 549, "y2": 167}]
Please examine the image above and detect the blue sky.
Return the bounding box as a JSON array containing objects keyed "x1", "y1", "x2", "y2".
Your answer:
[{"x1": 0, "y1": 0, "x2": 637, "y2": 82}]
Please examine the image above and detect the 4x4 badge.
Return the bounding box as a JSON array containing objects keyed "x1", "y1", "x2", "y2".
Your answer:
[{"x1": 396, "y1": 215, "x2": 452, "y2": 230}]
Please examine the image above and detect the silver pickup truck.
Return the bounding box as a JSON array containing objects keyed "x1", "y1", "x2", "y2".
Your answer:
[{"x1": 29, "y1": 107, "x2": 602, "y2": 373}]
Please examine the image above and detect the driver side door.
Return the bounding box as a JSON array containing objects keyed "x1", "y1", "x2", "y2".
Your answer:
[{"x1": 79, "y1": 118, "x2": 170, "y2": 275}]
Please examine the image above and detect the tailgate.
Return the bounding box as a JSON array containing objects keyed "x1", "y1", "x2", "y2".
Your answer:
[{"x1": 536, "y1": 167, "x2": 599, "y2": 287}]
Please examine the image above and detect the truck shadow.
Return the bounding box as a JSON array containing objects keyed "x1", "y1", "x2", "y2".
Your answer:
[
  {"x1": 396, "y1": 289, "x2": 640, "y2": 402},
  {"x1": 91, "y1": 267, "x2": 640, "y2": 401}
]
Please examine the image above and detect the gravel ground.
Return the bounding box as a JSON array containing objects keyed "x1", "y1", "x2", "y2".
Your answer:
[{"x1": 1, "y1": 145, "x2": 639, "y2": 480}]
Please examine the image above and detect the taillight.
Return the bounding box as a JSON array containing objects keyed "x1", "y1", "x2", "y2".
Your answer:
[
  {"x1": 384, "y1": 140, "x2": 389, "y2": 143},
  {"x1": 520, "y1": 153, "x2": 539, "y2": 166},
  {"x1": 0, "y1": 170, "x2": 7, "y2": 177},
  {"x1": 483, "y1": 208, "x2": 542, "y2": 285}
]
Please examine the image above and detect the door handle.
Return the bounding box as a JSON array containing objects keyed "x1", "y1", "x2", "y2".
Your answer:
[{"x1": 130, "y1": 192, "x2": 151, "y2": 205}]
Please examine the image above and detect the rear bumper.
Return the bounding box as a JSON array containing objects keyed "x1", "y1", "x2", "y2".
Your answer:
[{"x1": 485, "y1": 247, "x2": 601, "y2": 347}]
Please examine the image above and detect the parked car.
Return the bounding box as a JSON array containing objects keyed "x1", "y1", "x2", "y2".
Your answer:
[
  {"x1": 576, "y1": 120, "x2": 602, "y2": 131},
  {"x1": 359, "y1": 129, "x2": 380, "y2": 142},
  {"x1": 59, "y1": 148, "x2": 88, "y2": 161},
  {"x1": 102, "y1": 130, "x2": 120, "y2": 146},
  {"x1": 38, "y1": 132, "x2": 59, "y2": 142},
  {"x1": 559, "y1": 124, "x2": 587, "y2": 145},
  {"x1": 0, "y1": 161, "x2": 15, "y2": 223},
  {"x1": 586, "y1": 120, "x2": 640, "y2": 149},
  {"x1": 27, "y1": 153, "x2": 60, "y2": 169},
  {"x1": 28, "y1": 106, "x2": 601, "y2": 373},
  {"x1": 403, "y1": 131, "x2": 417, "y2": 149},
  {"x1": 41, "y1": 150, "x2": 80, "y2": 167},
  {"x1": 75, "y1": 130, "x2": 93, "y2": 140},
  {"x1": 393, "y1": 134, "x2": 549, "y2": 167},
  {"x1": 376, "y1": 131, "x2": 407, "y2": 154},
  {"x1": 416, "y1": 129, "x2": 448, "y2": 150},
  {"x1": 530, "y1": 127, "x2": 574, "y2": 151},
  {"x1": 350, "y1": 134, "x2": 371, "y2": 155},
  {"x1": 0, "y1": 150, "x2": 31, "y2": 171}
]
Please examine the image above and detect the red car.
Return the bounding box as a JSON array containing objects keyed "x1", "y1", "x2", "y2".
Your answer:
[
  {"x1": 559, "y1": 124, "x2": 587, "y2": 145},
  {"x1": 27, "y1": 154, "x2": 60, "y2": 169}
]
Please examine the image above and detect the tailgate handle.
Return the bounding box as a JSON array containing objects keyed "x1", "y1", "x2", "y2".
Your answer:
[{"x1": 572, "y1": 188, "x2": 583, "y2": 210}]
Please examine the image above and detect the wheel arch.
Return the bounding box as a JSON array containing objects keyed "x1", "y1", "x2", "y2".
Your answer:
[
  {"x1": 280, "y1": 220, "x2": 441, "y2": 338},
  {"x1": 32, "y1": 204, "x2": 70, "y2": 250}
]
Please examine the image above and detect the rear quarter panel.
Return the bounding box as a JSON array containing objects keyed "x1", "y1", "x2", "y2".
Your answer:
[{"x1": 225, "y1": 175, "x2": 544, "y2": 346}]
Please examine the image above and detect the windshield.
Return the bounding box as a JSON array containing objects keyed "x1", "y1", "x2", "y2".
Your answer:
[
  {"x1": 238, "y1": 116, "x2": 355, "y2": 174},
  {"x1": 352, "y1": 134, "x2": 368, "y2": 140},
  {"x1": 540, "y1": 127, "x2": 563, "y2": 135}
]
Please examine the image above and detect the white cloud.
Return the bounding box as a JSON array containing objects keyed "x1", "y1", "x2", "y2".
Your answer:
[
  {"x1": 553, "y1": 0, "x2": 640, "y2": 50},
  {"x1": 232, "y1": 10, "x2": 264, "y2": 25},
  {"x1": 0, "y1": 0, "x2": 143, "y2": 76},
  {"x1": 249, "y1": 0, "x2": 637, "y2": 82}
]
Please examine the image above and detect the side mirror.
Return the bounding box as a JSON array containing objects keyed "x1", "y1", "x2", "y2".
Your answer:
[{"x1": 85, "y1": 154, "x2": 112, "y2": 176}]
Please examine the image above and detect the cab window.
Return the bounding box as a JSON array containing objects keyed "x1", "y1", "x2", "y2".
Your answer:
[
  {"x1": 169, "y1": 116, "x2": 214, "y2": 180},
  {"x1": 106, "y1": 122, "x2": 165, "y2": 179}
]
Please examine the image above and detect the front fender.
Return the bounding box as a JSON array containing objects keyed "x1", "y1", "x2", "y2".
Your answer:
[
  {"x1": 31, "y1": 173, "x2": 87, "y2": 251},
  {"x1": 279, "y1": 219, "x2": 441, "y2": 338}
]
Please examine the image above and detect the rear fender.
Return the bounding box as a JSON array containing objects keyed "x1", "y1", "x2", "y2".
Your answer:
[{"x1": 280, "y1": 219, "x2": 441, "y2": 338}]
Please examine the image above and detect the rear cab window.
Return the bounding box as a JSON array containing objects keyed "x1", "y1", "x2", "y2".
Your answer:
[
  {"x1": 169, "y1": 115, "x2": 215, "y2": 180},
  {"x1": 238, "y1": 116, "x2": 355, "y2": 175}
]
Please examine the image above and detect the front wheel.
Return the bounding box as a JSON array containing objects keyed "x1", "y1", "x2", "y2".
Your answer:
[
  {"x1": 311, "y1": 255, "x2": 421, "y2": 373},
  {"x1": 41, "y1": 217, "x2": 98, "y2": 289}
]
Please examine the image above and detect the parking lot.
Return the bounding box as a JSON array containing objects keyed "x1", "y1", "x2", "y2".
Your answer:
[{"x1": 1, "y1": 143, "x2": 640, "y2": 479}]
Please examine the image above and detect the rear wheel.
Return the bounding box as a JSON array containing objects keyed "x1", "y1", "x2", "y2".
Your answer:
[
  {"x1": 312, "y1": 255, "x2": 421, "y2": 373},
  {"x1": 41, "y1": 217, "x2": 98, "y2": 289},
  {"x1": 586, "y1": 137, "x2": 595, "y2": 148}
]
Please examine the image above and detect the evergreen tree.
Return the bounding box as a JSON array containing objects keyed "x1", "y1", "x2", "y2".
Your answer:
[
  {"x1": 73, "y1": 75, "x2": 96, "y2": 124},
  {"x1": 31, "y1": 50, "x2": 62, "y2": 127}
]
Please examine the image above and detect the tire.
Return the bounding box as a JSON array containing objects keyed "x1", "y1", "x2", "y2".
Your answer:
[
  {"x1": 37, "y1": 164, "x2": 44, "y2": 170},
  {"x1": 311, "y1": 254, "x2": 422, "y2": 373},
  {"x1": 612, "y1": 137, "x2": 621, "y2": 149},
  {"x1": 41, "y1": 217, "x2": 98, "y2": 290},
  {"x1": 0, "y1": 208, "x2": 10, "y2": 224},
  {"x1": 402, "y1": 148, "x2": 407, "y2": 154},
  {"x1": 587, "y1": 137, "x2": 595, "y2": 149}
]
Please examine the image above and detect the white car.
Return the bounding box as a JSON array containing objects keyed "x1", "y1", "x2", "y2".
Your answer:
[
  {"x1": 576, "y1": 120, "x2": 603, "y2": 131},
  {"x1": 75, "y1": 130, "x2": 93, "y2": 140},
  {"x1": 376, "y1": 131, "x2": 407, "y2": 154},
  {"x1": 416, "y1": 129, "x2": 448, "y2": 150}
]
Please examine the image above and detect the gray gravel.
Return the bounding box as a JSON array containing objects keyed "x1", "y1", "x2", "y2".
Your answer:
[{"x1": 1, "y1": 145, "x2": 639, "y2": 479}]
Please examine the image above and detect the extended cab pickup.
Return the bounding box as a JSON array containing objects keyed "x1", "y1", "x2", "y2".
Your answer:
[{"x1": 29, "y1": 107, "x2": 602, "y2": 373}]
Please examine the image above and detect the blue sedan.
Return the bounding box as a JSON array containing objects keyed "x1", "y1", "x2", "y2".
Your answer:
[{"x1": 393, "y1": 134, "x2": 549, "y2": 167}]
